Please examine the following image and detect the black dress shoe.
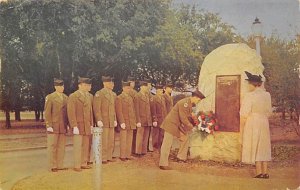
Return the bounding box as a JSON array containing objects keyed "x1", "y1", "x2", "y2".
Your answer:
[
  {"x1": 102, "y1": 161, "x2": 108, "y2": 164},
  {"x1": 87, "y1": 161, "x2": 93, "y2": 165},
  {"x1": 57, "y1": 167, "x2": 68, "y2": 171},
  {"x1": 81, "y1": 165, "x2": 92, "y2": 169},
  {"x1": 73, "y1": 168, "x2": 82, "y2": 172},
  {"x1": 120, "y1": 158, "x2": 127, "y2": 161},
  {"x1": 254, "y1": 174, "x2": 264, "y2": 178},
  {"x1": 159, "y1": 166, "x2": 172, "y2": 170},
  {"x1": 51, "y1": 168, "x2": 58, "y2": 172},
  {"x1": 263, "y1": 174, "x2": 269, "y2": 179},
  {"x1": 133, "y1": 154, "x2": 143, "y2": 158},
  {"x1": 176, "y1": 158, "x2": 187, "y2": 163}
]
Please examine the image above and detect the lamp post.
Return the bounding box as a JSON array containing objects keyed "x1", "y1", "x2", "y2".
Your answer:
[
  {"x1": 93, "y1": 127, "x2": 103, "y2": 190},
  {"x1": 252, "y1": 17, "x2": 262, "y2": 56}
]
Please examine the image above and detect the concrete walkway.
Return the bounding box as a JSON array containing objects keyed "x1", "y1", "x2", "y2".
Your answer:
[{"x1": 0, "y1": 134, "x2": 46, "y2": 140}]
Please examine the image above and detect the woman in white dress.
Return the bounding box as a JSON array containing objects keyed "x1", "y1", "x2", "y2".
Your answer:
[{"x1": 240, "y1": 71, "x2": 272, "y2": 179}]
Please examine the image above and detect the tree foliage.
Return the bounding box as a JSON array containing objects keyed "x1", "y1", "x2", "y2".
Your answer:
[
  {"x1": 1, "y1": 0, "x2": 297, "y2": 129},
  {"x1": 247, "y1": 35, "x2": 300, "y2": 122}
]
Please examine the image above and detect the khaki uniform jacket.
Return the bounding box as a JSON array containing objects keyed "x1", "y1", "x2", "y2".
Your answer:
[
  {"x1": 44, "y1": 92, "x2": 68, "y2": 134},
  {"x1": 115, "y1": 92, "x2": 136, "y2": 130},
  {"x1": 163, "y1": 93, "x2": 173, "y2": 114},
  {"x1": 93, "y1": 88, "x2": 117, "y2": 128},
  {"x1": 134, "y1": 92, "x2": 152, "y2": 126},
  {"x1": 161, "y1": 97, "x2": 194, "y2": 138},
  {"x1": 67, "y1": 90, "x2": 93, "y2": 135},
  {"x1": 128, "y1": 89, "x2": 138, "y2": 99},
  {"x1": 150, "y1": 95, "x2": 167, "y2": 125}
]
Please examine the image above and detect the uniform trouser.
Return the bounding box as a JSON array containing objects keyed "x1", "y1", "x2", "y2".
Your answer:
[
  {"x1": 148, "y1": 127, "x2": 154, "y2": 151},
  {"x1": 88, "y1": 135, "x2": 93, "y2": 162},
  {"x1": 102, "y1": 127, "x2": 115, "y2": 161},
  {"x1": 47, "y1": 133, "x2": 66, "y2": 170},
  {"x1": 73, "y1": 135, "x2": 90, "y2": 169},
  {"x1": 135, "y1": 126, "x2": 150, "y2": 154},
  {"x1": 152, "y1": 127, "x2": 164, "y2": 150},
  {"x1": 159, "y1": 131, "x2": 190, "y2": 167},
  {"x1": 131, "y1": 129, "x2": 137, "y2": 153},
  {"x1": 120, "y1": 129, "x2": 133, "y2": 158}
]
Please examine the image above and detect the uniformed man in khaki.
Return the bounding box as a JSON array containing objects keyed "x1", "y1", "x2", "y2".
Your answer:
[
  {"x1": 150, "y1": 84, "x2": 167, "y2": 150},
  {"x1": 147, "y1": 79, "x2": 155, "y2": 152},
  {"x1": 134, "y1": 81, "x2": 152, "y2": 156},
  {"x1": 127, "y1": 77, "x2": 137, "y2": 99},
  {"x1": 127, "y1": 77, "x2": 138, "y2": 154},
  {"x1": 115, "y1": 81, "x2": 136, "y2": 161},
  {"x1": 45, "y1": 78, "x2": 68, "y2": 172},
  {"x1": 159, "y1": 89, "x2": 205, "y2": 170},
  {"x1": 93, "y1": 76, "x2": 117, "y2": 164},
  {"x1": 163, "y1": 83, "x2": 174, "y2": 114},
  {"x1": 67, "y1": 77, "x2": 93, "y2": 172}
]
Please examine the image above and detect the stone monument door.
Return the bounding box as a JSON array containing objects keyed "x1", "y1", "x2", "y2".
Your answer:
[{"x1": 215, "y1": 75, "x2": 240, "y2": 132}]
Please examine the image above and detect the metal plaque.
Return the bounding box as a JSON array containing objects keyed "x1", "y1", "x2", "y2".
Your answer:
[{"x1": 215, "y1": 75, "x2": 241, "y2": 132}]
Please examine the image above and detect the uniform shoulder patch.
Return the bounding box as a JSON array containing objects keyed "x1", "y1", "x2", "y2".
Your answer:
[{"x1": 184, "y1": 103, "x2": 188, "y2": 108}]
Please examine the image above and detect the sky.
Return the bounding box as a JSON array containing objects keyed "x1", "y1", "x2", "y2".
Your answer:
[{"x1": 173, "y1": 0, "x2": 300, "y2": 40}]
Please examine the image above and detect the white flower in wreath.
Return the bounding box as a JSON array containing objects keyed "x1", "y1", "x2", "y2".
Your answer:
[
  {"x1": 205, "y1": 128, "x2": 211, "y2": 133},
  {"x1": 198, "y1": 115, "x2": 202, "y2": 121},
  {"x1": 197, "y1": 121, "x2": 203, "y2": 130},
  {"x1": 197, "y1": 116, "x2": 203, "y2": 130}
]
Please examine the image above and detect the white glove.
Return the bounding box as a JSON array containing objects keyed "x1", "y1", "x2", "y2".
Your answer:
[
  {"x1": 114, "y1": 121, "x2": 118, "y2": 127},
  {"x1": 153, "y1": 122, "x2": 158, "y2": 127},
  {"x1": 73, "y1": 127, "x2": 79, "y2": 135},
  {"x1": 136, "y1": 123, "x2": 141, "y2": 128},
  {"x1": 47, "y1": 127, "x2": 53, "y2": 132},
  {"x1": 97, "y1": 121, "x2": 103, "y2": 127},
  {"x1": 120, "y1": 123, "x2": 126, "y2": 130}
]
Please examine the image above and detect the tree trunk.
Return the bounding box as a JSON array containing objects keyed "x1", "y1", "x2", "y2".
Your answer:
[
  {"x1": 282, "y1": 109, "x2": 286, "y2": 120},
  {"x1": 35, "y1": 110, "x2": 40, "y2": 121},
  {"x1": 5, "y1": 110, "x2": 11, "y2": 129},
  {"x1": 15, "y1": 110, "x2": 21, "y2": 121},
  {"x1": 40, "y1": 111, "x2": 44, "y2": 122}
]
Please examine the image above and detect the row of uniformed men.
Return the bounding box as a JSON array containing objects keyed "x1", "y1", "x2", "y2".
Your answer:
[{"x1": 44, "y1": 76, "x2": 177, "y2": 172}]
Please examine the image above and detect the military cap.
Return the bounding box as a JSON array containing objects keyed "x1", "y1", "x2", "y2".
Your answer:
[
  {"x1": 127, "y1": 76, "x2": 135, "y2": 82},
  {"x1": 156, "y1": 84, "x2": 164, "y2": 89},
  {"x1": 175, "y1": 82, "x2": 185, "y2": 88},
  {"x1": 144, "y1": 79, "x2": 152, "y2": 84},
  {"x1": 139, "y1": 81, "x2": 148, "y2": 86},
  {"x1": 78, "y1": 77, "x2": 92, "y2": 84},
  {"x1": 191, "y1": 88, "x2": 206, "y2": 99},
  {"x1": 244, "y1": 71, "x2": 263, "y2": 83},
  {"x1": 164, "y1": 83, "x2": 174, "y2": 88},
  {"x1": 53, "y1": 78, "x2": 64, "y2": 86},
  {"x1": 122, "y1": 81, "x2": 130, "y2": 87},
  {"x1": 102, "y1": 76, "x2": 113, "y2": 82}
]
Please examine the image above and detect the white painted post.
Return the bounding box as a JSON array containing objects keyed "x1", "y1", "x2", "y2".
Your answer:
[
  {"x1": 93, "y1": 127, "x2": 103, "y2": 190},
  {"x1": 255, "y1": 37, "x2": 261, "y2": 56}
]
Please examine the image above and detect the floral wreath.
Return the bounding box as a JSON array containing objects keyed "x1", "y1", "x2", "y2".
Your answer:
[{"x1": 191, "y1": 111, "x2": 219, "y2": 134}]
